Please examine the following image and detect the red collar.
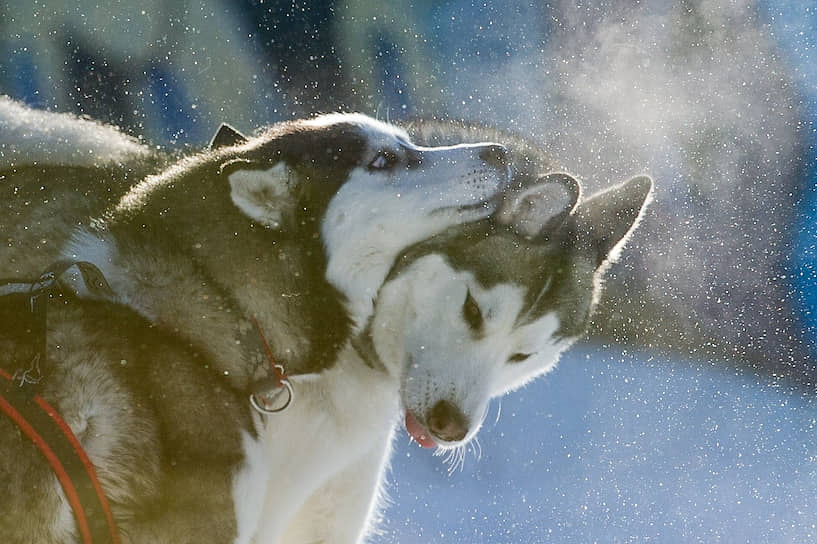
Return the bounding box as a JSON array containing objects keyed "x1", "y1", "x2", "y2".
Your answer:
[{"x1": 249, "y1": 316, "x2": 293, "y2": 414}]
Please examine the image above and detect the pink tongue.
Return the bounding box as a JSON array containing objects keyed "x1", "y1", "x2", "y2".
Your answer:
[{"x1": 405, "y1": 411, "x2": 436, "y2": 449}]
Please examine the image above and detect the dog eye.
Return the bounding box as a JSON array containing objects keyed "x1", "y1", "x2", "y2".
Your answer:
[
  {"x1": 368, "y1": 149, "x2": 399, "y2": 171},
  {"x1": 462, "y1": 290, "x2": 484, "y2": 332},
  {"x1": 508, "y1": 353, "x2": 532, "y2": 364}
]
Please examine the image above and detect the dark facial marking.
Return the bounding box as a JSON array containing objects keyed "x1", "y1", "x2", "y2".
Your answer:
[
  {"x1": 405, "y1": 147, "x2": 423, "y2": 169},
  {"x1": 463, "y1": 289, "x2": 484, "y2": 333},
  {"x1": 508, "y1": 353, "x2": 532, "y2": 364}
]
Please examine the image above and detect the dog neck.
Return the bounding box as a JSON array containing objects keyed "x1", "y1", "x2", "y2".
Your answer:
[{"x1": 63, "y1": 220, "x2": 352, "y2": 391}]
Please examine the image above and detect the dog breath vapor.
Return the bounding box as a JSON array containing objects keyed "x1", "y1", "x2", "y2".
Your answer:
[{"x1": 423, "y1": 0, "x2": 809, "y2": 376}]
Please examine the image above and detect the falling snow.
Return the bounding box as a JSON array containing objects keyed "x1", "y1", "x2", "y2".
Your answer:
[{"x1": 1, "y1": 0, "x2": 816, "y2": 542}]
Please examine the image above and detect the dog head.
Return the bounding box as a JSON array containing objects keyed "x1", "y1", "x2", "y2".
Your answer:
[
  {"x1": 209, "y1": 114, "x2": 511, "y2": 324},
  {"x1": 361, "y1": 173, "x2": 653, "y2": 448}
]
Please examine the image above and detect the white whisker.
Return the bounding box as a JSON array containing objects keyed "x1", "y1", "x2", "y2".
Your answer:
[
  {"x1": 452, "y1": 446, "x2": 464, "y2": 475},
  {"x1": 470, "y1": 436, "x2": 483, "y2": 462},
  {"x1": 435, "y1": 444, "x2": 468, "y2": 475}
]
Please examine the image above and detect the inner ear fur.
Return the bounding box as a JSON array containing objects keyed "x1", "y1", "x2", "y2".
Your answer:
[
  {"x1": 571, "y1": 175, "x2": 653, "y2": 268},
  {"x1": 228, "y1": 162, "x2": 296, "y2": 229},
  {"x1": 497, "y1": 172, "x2": 581, "y2": 238}
]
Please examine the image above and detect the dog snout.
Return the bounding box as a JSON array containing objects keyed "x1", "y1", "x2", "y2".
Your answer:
[
  {"x1": 427, "y1": 400, "x2": 469, "y2": 443},
  {"x1": 478, "y1": 144, "x2": 508, "y2": 170}
]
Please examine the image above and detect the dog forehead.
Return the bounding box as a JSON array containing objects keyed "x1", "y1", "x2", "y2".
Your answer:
[
  {"x1": 425, "y1": 229, "x2": 584, "y2": 330},
  {"x1": 398, "y1": 253, "x2": 527, "y2": 314},
  {"x1": 449, "y1": 230, "x2": 552, "y2": 289},
  {"x1": 304, "y1": 113, "x2": 410, "y2": 149}
]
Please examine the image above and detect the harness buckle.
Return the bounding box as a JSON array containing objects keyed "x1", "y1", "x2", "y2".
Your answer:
[{"x1": 12, "y1": 354, "x2": 43, "y2": 388}]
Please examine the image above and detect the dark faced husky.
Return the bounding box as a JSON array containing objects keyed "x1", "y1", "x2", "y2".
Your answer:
[{"x1": 0, "y1": 101, "x2": 651, "y2": 542}]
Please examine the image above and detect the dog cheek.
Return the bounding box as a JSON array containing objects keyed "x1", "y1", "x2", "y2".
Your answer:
[{"x1": 371, "y1": 290, "x2": 417, "y2": 368}]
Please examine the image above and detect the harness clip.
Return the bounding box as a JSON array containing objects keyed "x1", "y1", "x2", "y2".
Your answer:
[
  {"x1": 13, "y1": 354, "x2": 43, "y2": 389},
  {"x1": 249, "y1": 376, "x2": 294, "y2": 415}
]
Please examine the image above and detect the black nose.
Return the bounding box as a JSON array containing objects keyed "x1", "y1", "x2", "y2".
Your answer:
[
  {"x1": 478, "y1": 144, "x2": 508, "y2": 169},
  {"x1": 427, "y1": 400, "x2": 468, "y2": 443}
]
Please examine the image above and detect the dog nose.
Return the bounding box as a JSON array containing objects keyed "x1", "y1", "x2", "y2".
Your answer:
[
  {"x1": 478, "y1": 144, "x2": 508, "y2": 169},
  {"x1": 427, "y1": 400, "x2": 468, "y2": 443}
]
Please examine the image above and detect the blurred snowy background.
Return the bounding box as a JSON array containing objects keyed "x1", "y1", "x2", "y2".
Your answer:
[
  {"x1": 381, "y1": 344, "x2": 817, "y2": 542},
  {"x1": 2, "y1": 0, "x2": 816, "y2": 541}
]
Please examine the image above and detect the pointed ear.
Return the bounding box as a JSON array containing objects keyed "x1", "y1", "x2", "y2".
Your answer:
[
  {"x1": 572, "y1": 175, "x2": 653, "y2": 268},
  {"x1": 228, "y1": 162, "x2": 295, "y2": 229},
  {"x1": 497, "y1": 172, "x2": 581, "y2": 238},
  {"x1": 210, "y1": 123, "x2": 248, "y2": 149}
]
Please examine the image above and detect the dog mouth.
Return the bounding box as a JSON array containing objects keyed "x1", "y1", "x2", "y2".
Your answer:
[
  {"x1": 404, "y1": 410, "x2": 437, "y2": 449},
  {"x1": 453, "y1": 198, "x2": 498, "y2": 214},
  {"x1": 434, "y1": 179, "x2": 512, "y2": 218}
]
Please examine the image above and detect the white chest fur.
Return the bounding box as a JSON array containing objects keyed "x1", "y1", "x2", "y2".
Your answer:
[
  {"x1": 232, "y1": 430, "x2": 272, "y2": 544},
  {"x1": 232, "y1": 349, "x2": 399, "y2": 544}
]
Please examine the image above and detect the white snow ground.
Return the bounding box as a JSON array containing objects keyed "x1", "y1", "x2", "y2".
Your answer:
[{"x1": 375, "y1": 343, "x2": 817, "y2": 543}]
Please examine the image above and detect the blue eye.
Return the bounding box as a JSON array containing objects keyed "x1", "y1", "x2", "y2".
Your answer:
[{"x1": 368, "y1": 149, "x2": 399, "y2": 171}]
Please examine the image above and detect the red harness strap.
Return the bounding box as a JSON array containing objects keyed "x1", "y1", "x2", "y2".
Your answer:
[
  {"x1": 0, "y1": 261, "x2": 120, "y2": 543},
  {"x1": 0, "y1": 369, "x2": 120, "y2": 544}
]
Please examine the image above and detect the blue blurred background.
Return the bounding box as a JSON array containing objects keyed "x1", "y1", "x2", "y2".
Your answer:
[{"x1": 1, "y1": 1, "x2": 816, "y2": 541}]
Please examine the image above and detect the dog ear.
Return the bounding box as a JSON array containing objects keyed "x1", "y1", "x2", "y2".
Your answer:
[
  {"x1": 210, "y1": 123, "x2": 248, "y2": 149},
  {"x1": 497, "y1": 172, "x2": 581, "y2": 238},
  {"x1": 228, "y1": 162, "x2": 296, "y2": 229},
  {"x1": 571, "y1": 175, "x2": 653, "y2": 268}
]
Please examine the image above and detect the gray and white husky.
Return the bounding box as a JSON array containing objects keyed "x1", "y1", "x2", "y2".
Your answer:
[
  {"x1": 0, "y1": 100, "x2": 651, "y2": 543},
  {"x1": 253, "y1": 171, "x2": 652, "y2": 543}
]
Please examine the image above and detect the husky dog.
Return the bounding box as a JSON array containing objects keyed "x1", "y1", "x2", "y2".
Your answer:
[{"x1": 250, "y1": 172, "x2": 652, "y2": 543}]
